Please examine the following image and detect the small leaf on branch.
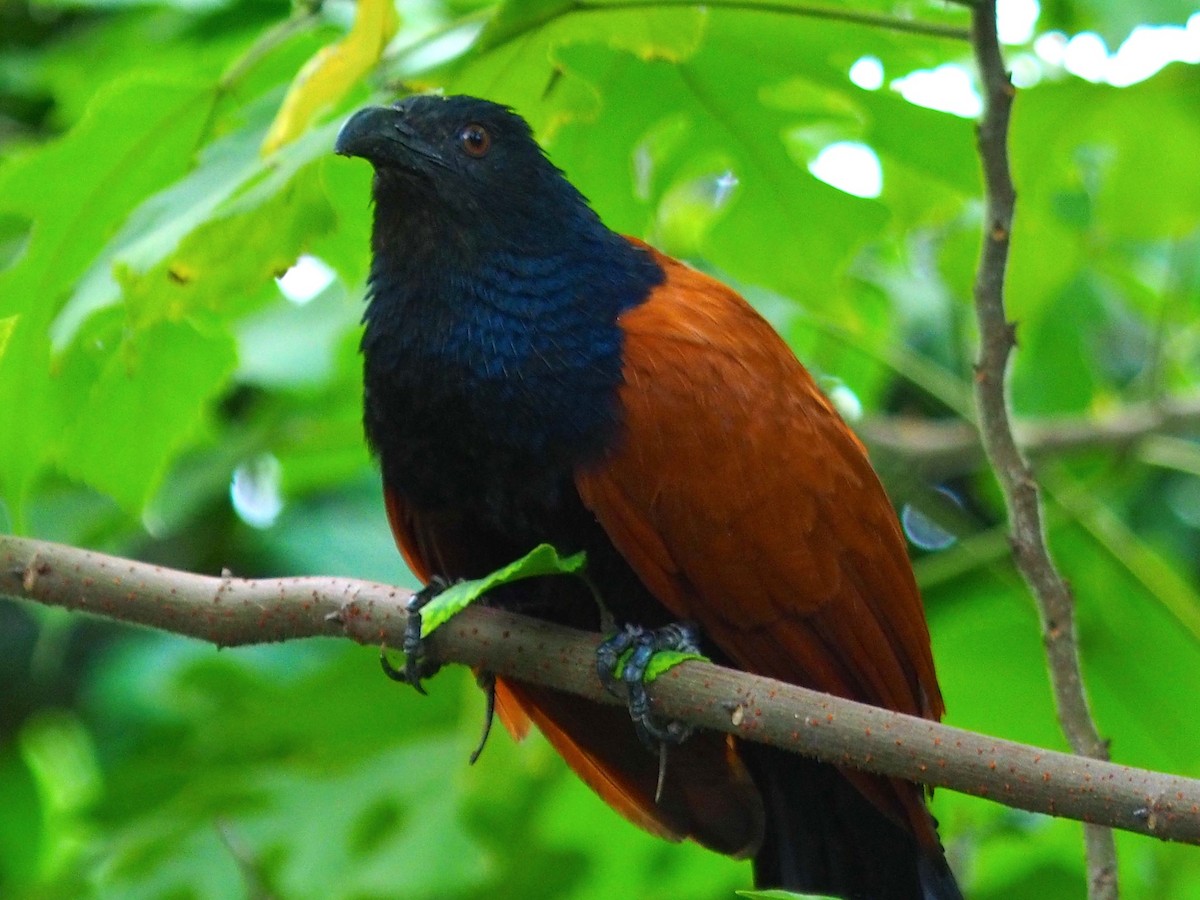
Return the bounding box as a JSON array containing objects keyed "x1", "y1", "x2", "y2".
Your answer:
[
  {"x1": 610, "y1": 648, "x2": 707, "y2": 682},
  {"x1": 419, "y1": 544, "x2": 586, "y2": 638}
]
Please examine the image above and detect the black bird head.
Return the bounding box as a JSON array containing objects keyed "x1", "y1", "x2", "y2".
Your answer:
[
  {"x1": 339, "y1": 94, "x2": 664, "y2": 496},
  {"x1": 335, "y1": 94, "x2": 593, "y2": 248}
]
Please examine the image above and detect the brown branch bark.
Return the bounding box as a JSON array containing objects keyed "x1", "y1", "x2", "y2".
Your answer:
[
  {"x1": 860, "y1": 393, "x2": 1200, "y2": 479},
  {"x1": 4, "y1": 534, "x2": 1200, "y2": 847},
  {"x1": 967, "y1": 3, "x2": 1119, "y2": 896}
]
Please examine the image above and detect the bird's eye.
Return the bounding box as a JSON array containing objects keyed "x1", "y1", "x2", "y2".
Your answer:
[{"x1": 459, "y1": 123, "x2": 491, "y2": 158}]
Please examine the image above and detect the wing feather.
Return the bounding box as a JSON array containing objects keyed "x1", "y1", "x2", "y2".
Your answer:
[{"x1": 576, "y1": 244, "x2": 944, "y2": 841}]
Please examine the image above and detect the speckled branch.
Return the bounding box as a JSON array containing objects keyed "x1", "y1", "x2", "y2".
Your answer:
[
  {"x1": 3, "y1": 533, "x2": 1199, "y2": 847},
  {"x1": 967, "y1": 3, "x2": 1119, "y2": 896}
]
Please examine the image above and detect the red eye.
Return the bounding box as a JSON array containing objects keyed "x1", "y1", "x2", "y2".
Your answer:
[{"x1": 459, "y1": 123, "x2": 491, "y2": 158}]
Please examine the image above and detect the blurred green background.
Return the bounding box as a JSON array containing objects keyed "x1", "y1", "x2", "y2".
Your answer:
[{"x1": 2, "y1": 0, "x2": 1199, "y2": 896}]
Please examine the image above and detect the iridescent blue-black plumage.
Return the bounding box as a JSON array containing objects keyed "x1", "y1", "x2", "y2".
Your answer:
[{"x1": 342, "y1": 96, "x2": 663, "y2": 521}]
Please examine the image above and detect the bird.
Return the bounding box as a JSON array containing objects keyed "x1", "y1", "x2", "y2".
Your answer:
[{"x1": 335, "y1": 93, "x2": 961, "y2": 900}]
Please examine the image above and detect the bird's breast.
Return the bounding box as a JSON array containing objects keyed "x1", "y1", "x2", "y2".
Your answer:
[{"x1": 361, "y1": 307, "x2": 627, "y2": 531}]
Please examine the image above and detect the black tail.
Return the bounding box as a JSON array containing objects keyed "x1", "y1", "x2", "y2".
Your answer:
[{"x1": 744, "y1": 745, "x2": 962, "y2": 900}]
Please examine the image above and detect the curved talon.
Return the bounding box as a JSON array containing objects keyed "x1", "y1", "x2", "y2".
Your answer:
[
  {"x1": 470, "y1": 671, "x2": 497, "y2": 765},
  {"x1": 596, "y1": 622, "x2": 702, "y2": 751},
  {"x1": 380, "y1": 643, "x2": 408, "y2": 682},
  {"x1": 596, "y1": 624, "x2": 638, "y2": 696},
  {"x1": 382, "y1": 578, "x2": 449, "y2": 693}
]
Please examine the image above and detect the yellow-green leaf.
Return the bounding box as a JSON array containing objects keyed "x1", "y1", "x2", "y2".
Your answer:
[
  {"x1": 261, "y1": 0, "x2": 399, "y2": 155},
  {"x1": 0, "y1": 315, "x2": 16, "y2": 363}
]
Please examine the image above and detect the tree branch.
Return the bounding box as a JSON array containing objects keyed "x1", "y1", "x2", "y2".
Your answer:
[
  {"x1": 4, "y1": 534, "x2": 1200, "y2": 847},
  {"x1": 860, "y1": 393, "x2": 1200, "y2": 479},
  {"x1": 967, "y1": 4, "x2": 1119, "y2": 896}
]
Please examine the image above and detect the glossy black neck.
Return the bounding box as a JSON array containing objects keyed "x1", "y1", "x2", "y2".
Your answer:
[{"x1": 359, "y1": 176, "x2": 663, "y2": 516}]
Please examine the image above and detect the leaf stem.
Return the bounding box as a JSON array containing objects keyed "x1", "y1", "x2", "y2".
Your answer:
[{"x1": 861, "y1": 392, "x2": 1200, "y2": 478}]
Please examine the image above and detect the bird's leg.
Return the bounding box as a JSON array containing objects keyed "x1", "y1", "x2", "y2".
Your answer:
[
  {"x1": 596, "y1": 622, "x2": 702, "y2": 750},
  {"x1": 380, "y1": 576, "x2": 449, "y2": 694}
]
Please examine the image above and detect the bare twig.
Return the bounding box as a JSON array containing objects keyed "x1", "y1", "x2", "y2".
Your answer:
[
  {"x1": 197, "y1": 2, "x2": 324, "y2": 148},
  {"x1": 860, "y1": 393, "x2": 1200, "y2": 479},
  {"x1": 573, "y1": 1, "x2": 969, "y2": 40},
  {"x1": 967, "y1": 4, "x2": 1119, "y2": 896},
  {"x1": 3, "y1": 534, "x2": 1200, "y2": 846}
]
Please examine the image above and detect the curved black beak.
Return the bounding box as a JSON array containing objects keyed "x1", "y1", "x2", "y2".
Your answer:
[
  {"x1": 335, "y1": 106, "x2": 397, "y2": 160},
  {"x1": 334, "y1": 105, "x2": 448, "y2": 172}
]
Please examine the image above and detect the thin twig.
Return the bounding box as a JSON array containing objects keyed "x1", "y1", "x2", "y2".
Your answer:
[
  {"x1": 860, "y1": 393, "x2": 1200, "y2": 478},
  {"x1": 195, "y1": 1, "x2": 325, "y2": 148},
  {"x1": 466, "y1": 0, "x2": 968, "y2": 61},
  {"x1": 572, "y1": 0, "x2": 969, "y2": 40},
  {"x1": 3, "y1": 534, "x2": 1200, "y2": 846},
  {"x1": 967, "y1": 4, "x2": 1119, "y2": 896}
]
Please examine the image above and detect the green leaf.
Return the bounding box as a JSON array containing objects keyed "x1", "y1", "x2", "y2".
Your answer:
[
  {"x1": 1039, "y1": 0, "x2": 1197, "y2": 48},
  {"x1": 925, "y1": 569, "x2": 1066, "y2": 751},
  {"x1": 643, "y1": 648, "x2": 705, "y2": 681},
  {"x1": 0, "y1": 744, "x2": 47, "y2": 891},
  {"x1": 261, "y1": 0, "x2": 399, "y2": 154},
  {"x1": 49, "y1": 100, "x2": 276, "y2": 350},
  {"x1": 439, "y1": 4, "x2": 709, "y2": 144},
  {"x1": 609, "y1": 647, "x2": 707, "y2": 682},
  {"x1": 117, "y1": 162, "x2": 336, "y2": 330},
  {"x1": 235, "y1": 278, "x2": 357, "y2": 388},
  {"x1": 1009, "y1": 275, "x2": 1104, "y2": 415},
  {"x1": 434, "y1": 5, "x2": 974, "y2": 307},
  {"x1": 0, "y1": 315, "x2": 16, "y2": 363},
  {"x1": 460, "y1": 710, "x2": 749, "y2": 897},
  {"x1": 53, "y1": 93, "x2": 343, "y2": 350},
  {"x1": 471, "y1": 0, "x2": 580, "y2": 53},
  {"x1": 0, "y1": 77, "x2": 211, "y2": 519},
  {"x1": 0, "y1": 213, "x2": 31, "y2": 272},
  {"x1": 472, "y1": 0, "x2": 707, "y2": 65},
  {"x1": 58, "y1": 320, "x2": 237, "y2": 512},
  {"x1": 1013, "y1": 68, "x2": 1200, "y2": 245},
  {"x1": 738, "y1": 889, "x2": 840, "y2": 899},
  {"x1": 419, "y1": 544, "x2": 587, "y2": 638},
  {"x1": 0, "y1": 77, "x2": 211, "y2": 330},
  {"x1": 84, "y1": 641, "x2": 489, "y2": 899}
]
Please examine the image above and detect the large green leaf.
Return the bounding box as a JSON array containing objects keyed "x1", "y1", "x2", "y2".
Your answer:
[
  {"x1": 81, "y1": 639, "x2": 488, "y2": 899},
  {"x1": 58, "y1": 320, "x2": 237, "y2": 512},
  {"x1": 0, "y1": 78, "x2": 211, "y2": 521},
  {"x1": 423, "y1": 3, "x2": 975, "y2": 308},
  {"x1": 49, "y1": 99, "x2": 278, "y2": 349},
  {"x1": 117, "y1": 163, "x2": 336, "y2": 329}
]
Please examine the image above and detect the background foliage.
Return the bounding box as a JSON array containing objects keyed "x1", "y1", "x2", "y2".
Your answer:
[{"x1": 2, "y1": 0, "x2": 1199, "y2": 897}]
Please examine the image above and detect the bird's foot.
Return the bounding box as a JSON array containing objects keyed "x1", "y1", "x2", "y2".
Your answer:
[
  {"x1": 381, "y1": 577, "x2": 450, "y2": 694},
  {"x1": 596, "y1": 622, "x2": 703, "y2": 750}
]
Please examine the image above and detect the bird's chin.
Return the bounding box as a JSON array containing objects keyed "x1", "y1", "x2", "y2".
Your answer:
[{"x1": 372, "y1": 163, "x2": 435, "y2": 192}]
